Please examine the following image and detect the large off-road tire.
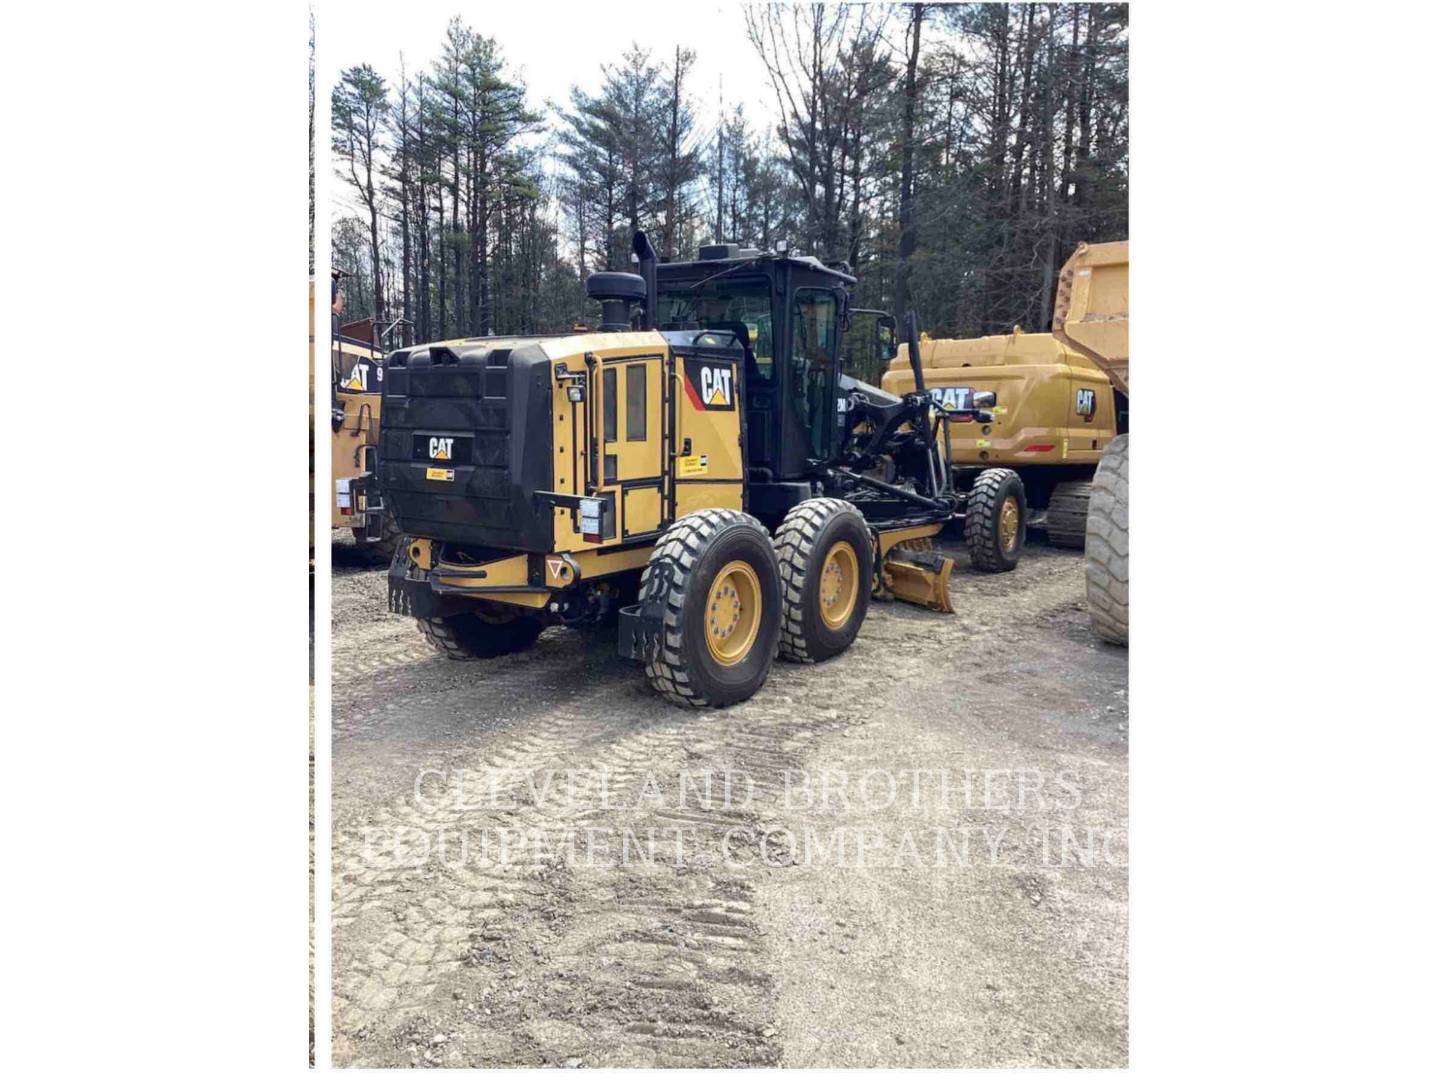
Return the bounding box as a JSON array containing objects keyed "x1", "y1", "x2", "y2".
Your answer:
[
  {"x1": 774, "y1": 498, "x2": 875, "y2": 663},
  {"x1": 352, "y1": 510, "x2": 403, "y2": 562},
  {"x1": 638, "y1": 508, "x2": 782, "y2": 708},
  {"x1": 1045, "y1": 480, "x2": 1091, "y2": 549},
  {"x1": 416, "y1": 606, "x2": 543, "y2": 660},
  {"x1": 965, "y1": 468, "x2": 1026, "y2": 572},
  {"x1": 1085, "y1": 435, "x2": 1129, "y2": 645}
]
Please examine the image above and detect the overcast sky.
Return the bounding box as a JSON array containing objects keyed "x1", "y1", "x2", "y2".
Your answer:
[{"x1": 320, "y1": 0, "x2": 780, "y2": 164}]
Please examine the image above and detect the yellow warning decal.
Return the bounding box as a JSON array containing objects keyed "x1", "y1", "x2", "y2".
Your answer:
[
  {"x1": 426, "y1": 467, "x2": 455, "y2": 481},
  {"x1": 677, "y1": 454, "x2": 709, "y2": 477}
]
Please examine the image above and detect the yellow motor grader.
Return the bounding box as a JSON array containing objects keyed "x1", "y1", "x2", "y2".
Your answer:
[
  {"x1": 881, "y1": 241, "x2": 1128, "y2": 550},
  {"x1": 380, "y1": 233, "x2": 1027, "y2": 707}
]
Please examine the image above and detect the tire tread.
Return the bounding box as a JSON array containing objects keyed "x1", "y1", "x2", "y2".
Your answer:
[
  {"x1": 639, "y1": 508, "x2": 773, "y2": 707},
  {"x1": 1084, "y1": 435, "x2": 1129, "y2": 645},
  {"x1": 772, "y1": 497, "x2": 866, "y2": 662}
]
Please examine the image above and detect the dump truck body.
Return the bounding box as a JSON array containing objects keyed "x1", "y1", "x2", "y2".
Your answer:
[{"x1": 1053, "y1": 240, "x2": 1129, "y2": 396}]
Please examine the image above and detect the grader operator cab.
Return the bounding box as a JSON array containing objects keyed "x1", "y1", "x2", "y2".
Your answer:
[{"x1": 381, "y1": 232, "x2": 1026, "y2": 707}]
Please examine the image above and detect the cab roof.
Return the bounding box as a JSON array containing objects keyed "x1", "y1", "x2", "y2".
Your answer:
[{"x1": 658, "y1": 247, "x2": 856, "y2": 286}]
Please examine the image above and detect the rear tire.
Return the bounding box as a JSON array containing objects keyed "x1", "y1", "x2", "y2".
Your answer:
[
  {"x1": 1045, "y1": 480, "x2": 1091, "y2": 549},
  {"x1": 638, "y1": 509, "x2": 782, "y2": 708},
  {"x1": 1085, "y1": 435, "x2": 1129, "y2": 645},
  {"x1": 417, "y1": 606, "x2": 543, "y2": 660},
  {"x1": 965, "y1": 468, "x2": 1026, "y2": 572},
  {"x1": 774, "y1": 498, "x2": 874, "y2": 663}
]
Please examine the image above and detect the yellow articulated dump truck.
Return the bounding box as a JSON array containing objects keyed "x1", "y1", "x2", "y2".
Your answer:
[
  {"x1": 328, "y1": 271, "x2": 399, "y2": 558},
  {"x1": 882, "y1": 241, "x2": 1128, "y2": 551},
  {"x1": 380, "y1": 232, "x2": 1028, "y2": 708}
]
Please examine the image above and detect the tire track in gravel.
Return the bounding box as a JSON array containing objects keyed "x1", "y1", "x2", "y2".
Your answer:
[
  {"x1": 332, "y1": 542, "x2": 1095, "y2": 1066},
  {"x1": 332, "y1": 675, "x2": 859, "y2": 1065}
]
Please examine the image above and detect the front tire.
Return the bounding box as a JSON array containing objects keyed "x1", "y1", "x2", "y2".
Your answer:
[
  {"x1": 965, "y1": 468, "x2": 1026, "y2": 572},
  {"x1": 638, "y1": 509, "x2": 782, "y2": 708},
  {"x1": 774, "y1": 498, "x2": 874, "y2": 663},
  {"x1": 417, "y1": 606, "x2": 543, "y2": 660}
]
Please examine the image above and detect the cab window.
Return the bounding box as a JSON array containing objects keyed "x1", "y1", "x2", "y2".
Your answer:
[
  {"x1": 791, "y1": 288, "x2": 840, "y2": 458},
  {"x1": 657, "y1": 279, "x2": 774, "y2": 385}
]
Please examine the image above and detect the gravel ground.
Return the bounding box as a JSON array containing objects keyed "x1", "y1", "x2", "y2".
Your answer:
[{"x1": 330, "y1": 535, "x2": 1128, "y2": 1067}]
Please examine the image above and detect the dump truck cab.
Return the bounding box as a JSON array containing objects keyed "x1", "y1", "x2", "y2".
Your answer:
[{"x1": 381, "y1": 232, "x2": 1026, "y2": 707}]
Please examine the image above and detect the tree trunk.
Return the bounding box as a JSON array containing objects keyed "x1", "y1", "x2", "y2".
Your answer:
[{"x1": 894, "y1": 3, "x2": 924, "y2": 320}]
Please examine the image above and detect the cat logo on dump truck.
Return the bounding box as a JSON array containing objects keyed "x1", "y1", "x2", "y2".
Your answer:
[
  {"x1": 428, "y1": 436, "x2": 454, "y2": 461},
  {"x1": 929, "y1": 386, "x2": 973, "y2": 411},
  {"x1": 1075, "y1": 388, "x2": 1097, "y2": 419},
  {"x1": 683, "y1": 357, "x2": 735, "y2": 410}
]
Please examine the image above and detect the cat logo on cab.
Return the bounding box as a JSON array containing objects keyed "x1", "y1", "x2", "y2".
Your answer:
[
  {"x1": 682, "y1": 357, "x2": 736, "y2": 411},
  {"x1": 429, "y1": 437, "x2": 454, "y2": 461}
]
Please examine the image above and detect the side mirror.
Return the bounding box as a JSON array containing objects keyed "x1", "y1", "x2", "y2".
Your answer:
[
  {"x1": 876, "y1": 314, "x2": 898, "y2": 362},
  {"x1": 971, "y1": 390, "x2": 997, "y2": 409}
]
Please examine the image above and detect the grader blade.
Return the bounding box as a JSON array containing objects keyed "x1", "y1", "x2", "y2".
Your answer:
[{"x1": 883, "y1": 549, "x2": 956, "y2": 613}]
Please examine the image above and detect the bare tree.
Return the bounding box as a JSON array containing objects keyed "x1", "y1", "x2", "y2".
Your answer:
[{"x1": 332, "y1": 64, "x2": 390, "y2": 321}]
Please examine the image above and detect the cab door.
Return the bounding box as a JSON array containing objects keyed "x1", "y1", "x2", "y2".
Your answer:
[
  {"x1": 670, "y1": 350, "x2": 744, "y2": 520},
  {"x1": 1065, "y1": 364, "x2": 1115, "y2": 464},
  {"x1": 594, "y1": 353, "x2": 666, "y2": 540}
]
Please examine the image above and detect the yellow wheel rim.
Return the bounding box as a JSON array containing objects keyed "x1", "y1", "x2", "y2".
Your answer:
[
  {"x1": 999, "y1": 496, "x2": 1020, "y2": 552},
  {"x1": 705, "y1": 560, "x2": 762, "y2": 666},
  {"x1": 818, "y1": 541, "x2": 860, "y2": 629}
]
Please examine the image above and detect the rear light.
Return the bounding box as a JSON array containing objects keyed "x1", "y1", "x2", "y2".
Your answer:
[{"x1": 580, "y1": 497, "x2": 603, "y2": 544}]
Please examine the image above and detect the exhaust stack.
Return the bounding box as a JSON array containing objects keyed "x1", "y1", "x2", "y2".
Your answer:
[
  {"x1": 904, "y1": 310, "x2": 926, "y2": 396},
  {"x1": 632, "y1": 231, "x2": 658, "y2": 330}
]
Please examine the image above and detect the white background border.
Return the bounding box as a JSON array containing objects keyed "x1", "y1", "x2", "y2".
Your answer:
[{"x1": 2, "y1": 0, "x2": 1435, "y2": 1075}]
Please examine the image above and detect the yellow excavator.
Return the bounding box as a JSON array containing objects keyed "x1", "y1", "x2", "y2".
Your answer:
[{"x1": 881, "y1": 241, "x2": 1127, "y2": 551}]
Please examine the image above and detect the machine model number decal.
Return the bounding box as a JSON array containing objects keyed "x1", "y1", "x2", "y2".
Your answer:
[
  {"x1": 1075, "y1": 388, "x2": 1097, "y2": 419},
  {"x1": 682, "y1": 358, "x2": 736, "y2": 411},
  {"x1": 929, "y1": 386, "x2": 973, "y2": 411},
  {"x1": 425, "y1": 467, "x2": 455, "y2": 482},
  {"x1": 677, "y1": 454, "x2": 710, "y2": 477}
]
